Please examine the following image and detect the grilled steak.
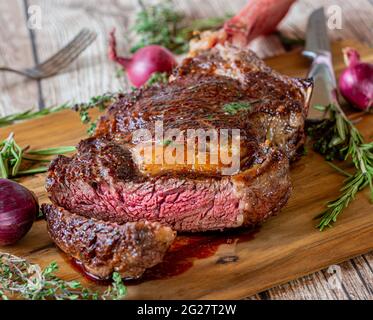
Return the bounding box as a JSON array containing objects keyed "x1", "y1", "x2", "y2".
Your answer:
[
  {"x1": 42, "y1": 45, "x2": 312, "y2": 278},
  {"x1": 44, "y1": 45, "x2": 312, "y2": 233},
  {"x1": 42, "y1": 204, "x2": 176, "y2": 279}
]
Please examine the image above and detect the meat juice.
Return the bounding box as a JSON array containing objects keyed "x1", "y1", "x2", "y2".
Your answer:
[{"x1": 68, "y1": 227, "x2": 260, "y2": 285}]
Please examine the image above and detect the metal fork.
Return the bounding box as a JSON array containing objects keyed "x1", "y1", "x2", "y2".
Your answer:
[{"x1": 0, "y1": 28, "x2": 97, "y2": 80}]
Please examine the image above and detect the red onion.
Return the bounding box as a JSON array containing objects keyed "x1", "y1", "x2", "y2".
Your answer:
[
  {"x1": 338, "y1": 47, "x2": 373, "y2": 111},
  {"x1": 0, "y1": 179, "x2": 38, "y2": 246},
  {"x1": 108, "y1": 29, "x2": 176, "y2": 87}
]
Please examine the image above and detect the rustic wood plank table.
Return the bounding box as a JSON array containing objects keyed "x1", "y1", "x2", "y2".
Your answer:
[{"x1": 0, "y1": 0, "x2": 372, "y2": 300}]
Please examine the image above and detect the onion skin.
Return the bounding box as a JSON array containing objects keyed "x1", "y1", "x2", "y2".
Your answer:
[
  {"x1": 108, "y1": 29, "x2": 176, "y2": 87},
  {"x1": 0, "y1": 179, "x2": 38, "y2": 246},
  {"x1": 338, "y1": 47, "x2": 373, "y2": 111}
]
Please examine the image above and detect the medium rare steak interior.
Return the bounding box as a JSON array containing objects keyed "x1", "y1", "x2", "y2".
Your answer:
[{"x1": 42, "y1": 45, "x2": 312, "y2": 278}]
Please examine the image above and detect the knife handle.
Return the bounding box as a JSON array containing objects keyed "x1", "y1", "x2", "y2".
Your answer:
[
  {"x1": 307, "y1": 51, "x2": 336, "y2": 87},
  {"x1": 306, "y1": 51, "x2": 337, "y2": 109}
]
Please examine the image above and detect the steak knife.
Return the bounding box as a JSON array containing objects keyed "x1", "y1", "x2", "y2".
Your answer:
[{"x1": 303, "y1": 8, "x2": 336, "y2": 117}]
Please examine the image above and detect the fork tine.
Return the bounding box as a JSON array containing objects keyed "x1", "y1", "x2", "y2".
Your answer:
[
  {"x1": 43, "y1": 34, "x2": 97, "y2": 76},
  {"x1": 35, "y1": 29, "x2": 96, "y2": 73},
  {"x1": 35, "y1": 31, "x2": 96, "y2": 77},
  {"x1": 23, "y1": 29, "x2": 94, "y2": 78},
  {"x1": 34, "y1": 37, "x2": 95, "y2": 77},
  {"x1": 28, "y1": 29, "x2": 90, "y2": 75}
]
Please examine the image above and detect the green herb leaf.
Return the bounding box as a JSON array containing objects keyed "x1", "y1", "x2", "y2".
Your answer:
[
  {"x1": 27, "y1": 146, "x2": 76, "y2": 156},
  {"x1": 162, "y1": 139, "x2": 172, "y2": 146},
  {"x1": 307, "y1": 102, "x2": 373, "y2": 230},
  {"x1": 131, "y1": 0, "x2": 230, "y2": 54},
  {"x1": 275, "y1": 31, "x2": 305, "y2": 51},
  {"x1": 145, "y1": 72, "x2": 169, "y2": 87},
  {"x1": 0, "y1": 252, "x2": 127, "y2": 300},
  {"x1": 0, "y1": 133, "x2": 75, "y2": 179},
  {"x1": 0, "y1": 103, "x2": 69, "y2": 128},
  {"x1": 16, "y1": 167, "x2": 49, "y2": 176},
  {"x1": 223, "y1": 102, "x2": 252, "y2": 115},
  {"x1": 73, "y1": 92, "x2": 121, "y2": 136}
]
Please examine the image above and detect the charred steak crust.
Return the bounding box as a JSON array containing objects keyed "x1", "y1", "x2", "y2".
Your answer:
[
  {"x1": 45, "y1": 45, "x2": 312, "y2": 233},
  {"x1": 42, "y1": 204, "x2": 176, "y2": 279},
  {"x1": 96, "y1": 45, "x2": 312, "y2": 160}
]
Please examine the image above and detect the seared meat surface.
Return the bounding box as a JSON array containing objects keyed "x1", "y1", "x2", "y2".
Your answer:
[
  {"x1": 45, "y1": 45, "x2": 312, "y2": 232},
  {"x1": 97, "y1": 45, "x2": 311, "y2": 161},
  {"x1": 43, "y1": 204, "x2": 176, "y2": 279},
  {"x1": 42, "y1": 45, "x2": 312, "y2": 278}
]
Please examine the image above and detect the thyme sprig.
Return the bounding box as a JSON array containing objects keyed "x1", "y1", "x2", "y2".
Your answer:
[
  {"x1": 72, "y1": 93, "x2": 121, "y2": 135},
  {"x1": 0, "y1": 132, "x2": 75, "y2": 179},
  {"x1": 307, "y1": 103, "x2": 373, "y2": 230},
  {"x1": 131, "y1": 0, "x2": 230, "y2": 54},
  {"x1": 0, "y1": 252, "x2": 126, "y2": 300}
]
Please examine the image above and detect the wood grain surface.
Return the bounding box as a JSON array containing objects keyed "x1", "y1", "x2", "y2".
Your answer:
[
  {"x1": 1, "y1": 39, "x2": 373, "y2": 300},
  {"x1": 0, "y1": 0, "x2": 372, "y2": 300}
]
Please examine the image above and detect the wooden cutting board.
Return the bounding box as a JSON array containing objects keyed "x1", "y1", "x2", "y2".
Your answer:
[{"x1": 1, "y1": 39, "x2": 373, "y2": 300}]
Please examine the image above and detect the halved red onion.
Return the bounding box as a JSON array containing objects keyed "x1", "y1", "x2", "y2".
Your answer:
[{"x1": 0, "y1": 179, "x2": 38, "y2": 246}]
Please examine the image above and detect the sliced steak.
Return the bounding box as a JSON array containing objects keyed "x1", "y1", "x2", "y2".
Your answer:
[
  {"x1": 42, "y1": 204, "x2": 176, "y2": 279},
  {"x1": 46, "y1": 138, "x2": 291, "y2": 232},
  {"x1": 45, "y1": 45, "x2": 312, "y2": 233}
]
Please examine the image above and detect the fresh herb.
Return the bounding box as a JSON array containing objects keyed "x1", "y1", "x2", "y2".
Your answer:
[
  {"x1": 0, "y1": 252, "x2": 126, "y2": 300},
  {"x1": 179, "y1": 14, "x2": 232, "y2": 37},
  {"x1": 307, "y1": 103, "x2": 373, "y2": 230},
  {"x1": 131, "y1": 0, "x2": 185, "y2": 54},
  {"x1": 131, "y1": 0, "x2": 230, "y2": 54},
  {"x1": 306, "y1": 105, "x2": 347, "y2": 161},
  {"x1": 0, "y1": 132, "x2": 75, "y2": 179},
  {"x1": 223, "y1": 102, "x2": 252, "y2": 115},
  {"x1": 145, "y1": 72, "x2": 169, "y2": 86},
  {"x1": 115, "y1": 68, "x2": 125, "y2": 79},
  {"x1": 275, "y1": 31, "x2": 305, "y2": 51},
  {"x1": 162, "y1": 139, "x2": 172, "y2": 146},
  {"x1": 101, "y1": 272, "x2": 127, "y2": 300},
  {"x1": 0, "y1": 103, "x2": 69, "y2": 128},
  {"x1": 27, "y1": 146, "x2": 76, "y2": 156},
  {"x1": 0, "y1": 93, "x2": 121, "y2": 136},
  {"x1": 72, "y1": 93, "x2": 121, "y2": 135}
]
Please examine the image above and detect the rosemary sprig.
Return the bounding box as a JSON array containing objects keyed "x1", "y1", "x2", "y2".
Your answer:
[
  {"x1": 307, "y1": 103, "x2": 373, "y2": 230},
  {"x1": 27, "y1": 146, "x2": 76, "y2": 156},
  {"x1": 0, "y1": 252, "x2": 126, "y2": 300},
  {"x1": 0, "y1": 93, "x2": 120, "y2": 138},
  {"x1": 131, "y1": 0, "x2": 230, "y2": 54},
  {"x1": 0, "y1": 132, "x2": 75, "y2": 179},
  {"x1": 0, "y1": 103, "x2": 69, "y2": 128}
]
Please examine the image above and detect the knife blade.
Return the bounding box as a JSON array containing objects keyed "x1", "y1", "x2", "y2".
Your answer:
[
  {"x1": 303, "y1": 8, "x2": 336, "y2": 117},
  {"x1": 303, "y1": 8, "x2": 331, "y2": 57}
]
